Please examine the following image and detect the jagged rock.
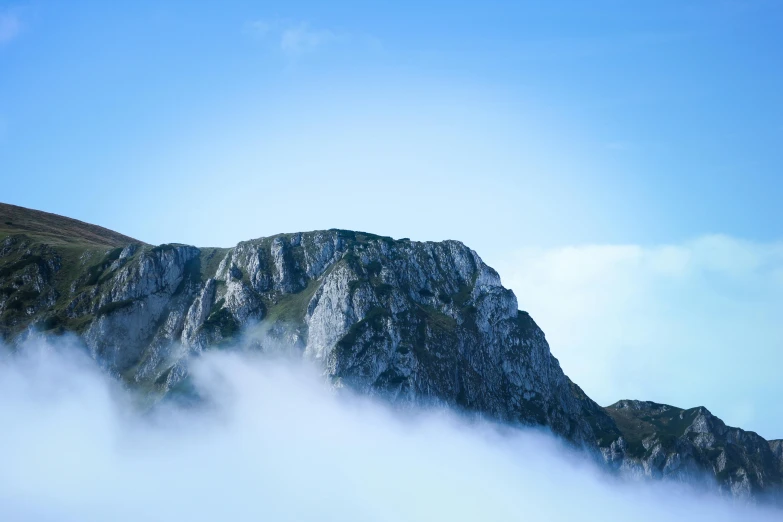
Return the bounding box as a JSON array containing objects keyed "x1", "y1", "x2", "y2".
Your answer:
[
  {"x1": 602, "y1": 400, "x2": 782, "y2": 500},
  {"x1": 0, "y1": 226, "x2": 607, "y2": 446},
  {"x1": 770, "y1": 440, "x2": 783, "y2": 474}
]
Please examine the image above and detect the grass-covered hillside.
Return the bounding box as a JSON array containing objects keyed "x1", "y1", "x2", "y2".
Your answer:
[{"x1": 0, "y1": 202, "x2": 142, "y2": 248}]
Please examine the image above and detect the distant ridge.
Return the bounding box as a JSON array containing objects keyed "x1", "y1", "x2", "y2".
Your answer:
[{"x1": 0, "y1": 202, "x2": 143, "y2": 248}]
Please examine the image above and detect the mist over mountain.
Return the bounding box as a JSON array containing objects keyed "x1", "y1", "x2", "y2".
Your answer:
[
  {"x1": 2, "y1": 339, "x2": 781, "y2": 522},
  {"x1": 1, "y1": 202, "x2": 781, "y2": 511}
]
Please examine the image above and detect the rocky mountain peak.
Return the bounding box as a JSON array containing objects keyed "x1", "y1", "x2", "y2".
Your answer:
[{"x1": 0, "y1": 203, "x2": 781, "y2": 503}]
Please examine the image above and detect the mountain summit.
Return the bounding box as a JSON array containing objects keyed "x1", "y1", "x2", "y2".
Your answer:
[{"x1": 1, "y1": 202, "x2": 780, "y2": 502}]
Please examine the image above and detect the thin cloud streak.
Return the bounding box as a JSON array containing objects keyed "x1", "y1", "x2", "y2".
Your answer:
[{"x1": 246, "y1": 18, "x2": 345, "y2": 56}]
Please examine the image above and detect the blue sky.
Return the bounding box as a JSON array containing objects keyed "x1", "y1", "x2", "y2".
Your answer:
[
  {"x1": 1, "y1": 1, "x2": 782, "y2": 436},
  {"x1": 2, "y1": 0, "x2": 781, "y2": 250}
]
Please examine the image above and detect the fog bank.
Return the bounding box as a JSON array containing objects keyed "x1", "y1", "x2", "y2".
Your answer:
[{"x1": 0, "y1": 338, "x2": 776, "y2": 521}]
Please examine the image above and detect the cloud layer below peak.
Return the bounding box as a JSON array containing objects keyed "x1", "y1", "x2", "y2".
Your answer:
[{"x1": 0, "y1": 340, "x2": 778, "y2": 521}]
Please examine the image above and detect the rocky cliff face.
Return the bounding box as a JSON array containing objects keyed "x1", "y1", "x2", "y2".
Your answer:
[
  {"x1": 770, "y1": 440, "x2": 783, "y2": 475},
  {"x1": 0, "y1": 227, "x2": 609, "y2": 445},
  {"x1": 600, "y1": 401, "x2": 783, "y2": 501},
  {"x1": 0, "y1": 203, "x2": 780, "y2": 503}
]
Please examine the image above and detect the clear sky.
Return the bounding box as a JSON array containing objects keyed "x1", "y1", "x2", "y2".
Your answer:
[{"x1": 1, "y1": 1, "x2": 782, "y2": 436}]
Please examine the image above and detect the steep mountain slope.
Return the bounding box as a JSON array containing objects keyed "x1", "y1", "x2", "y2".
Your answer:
[{"x1": 0, "y1": 203, "x2": 780, "y2": 502}]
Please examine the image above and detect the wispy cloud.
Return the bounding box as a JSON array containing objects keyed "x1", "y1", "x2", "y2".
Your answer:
[
  {"x1": 0, "y1": 11, "x2": 21, "y2": 45},
  {"x1": 246, "y1": 18, "x2": 343, "y2": 57},
  {"x1": 279, "y1": 22, "x2": 337, "y2": 55}
]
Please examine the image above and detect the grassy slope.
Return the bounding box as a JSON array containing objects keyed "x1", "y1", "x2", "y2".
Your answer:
[
  {"x1": 0, "y1": 202, "x2": 143, "y2": 247},
  {"x1": 0, "y1": 203, "x2": 146, "y2": 338}
]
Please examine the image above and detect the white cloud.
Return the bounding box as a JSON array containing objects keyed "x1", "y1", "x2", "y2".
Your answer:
[
  {"x1": 493, "y1": 235, "x2": 783, "y2": 438},
  {"x1": 280, "y1": 22, "x2": 337, "y2": 55},
  {"x1": 0, "y1": 11, "x2": 21, "y2": 44},
  {"x1": 246, "y1": 19, "x2": 342, "y2": 56},
  {"x1": 0, "y1": 340, "x2": 777, "y2": 521}
]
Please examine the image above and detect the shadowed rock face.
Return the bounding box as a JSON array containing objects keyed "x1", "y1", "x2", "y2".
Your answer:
[
  {"x1": 0, "y1": 203, "x2": 780, "y2": 502},
  {"x1": 770, "y1": 440, "x2": 783, "y2": 474},
  {"x1": 602, "y1": 401, "x2": 783, "y2": 500}
]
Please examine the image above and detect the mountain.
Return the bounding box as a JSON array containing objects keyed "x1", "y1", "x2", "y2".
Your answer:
[{"x1": 1, "y1": 202, "x2": 781, "y2": 502}]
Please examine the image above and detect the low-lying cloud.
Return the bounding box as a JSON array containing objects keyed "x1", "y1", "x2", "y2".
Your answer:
[
  {"x1": 0, "y1": 337, "x2": 778, "y2": 521},
  {"x1": 494, "y1": 235, "x2": 783, "y2": 438}
]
